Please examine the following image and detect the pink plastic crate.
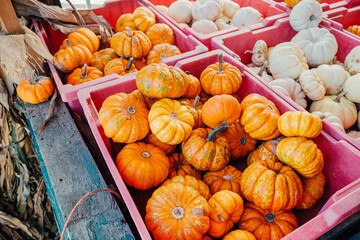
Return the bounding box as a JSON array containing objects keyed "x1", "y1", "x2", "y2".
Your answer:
[
  {"x1": 211, "y1": 17, "x2": 360, "y2": 151},
  {"x1": 272, "y1": 0, "x2": 359, "y2": 13},
  {"x1": 146, "y1": 0, "x2": 288, "y2": 47},
  {"x1": 33, "y1": 0, "x2": 207, "y2": 115},
  {"x1": 78, "y1": 50, "x2": 360, "y2": 240}
]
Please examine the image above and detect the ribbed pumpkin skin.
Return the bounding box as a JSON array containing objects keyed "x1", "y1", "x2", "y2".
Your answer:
[
  {"x1": 247, "y1": 136, "x2": 285, "y2": 166},
  {"x1": 202, "y1": 95, "x2": 241, "y2": 129},
  {"x1": 67, "y1": 66, "x2": 103, "y2": 85},
  {"x1": 104, "y1": 58, "x2": 138, "y2": 76},
  {"x1": 276, "y1": 137, "x2": 324, "y2": 178},
  {"x1": 110, "y1": 30, "x2": 152, "y2": 59},
  {"x1": 203, "y1": 165, "x2": 242, "y2": 196},
  {"x1": 60, "y1": 28, "x2": 100, "y2": 53},
  {"x1": 162, "y1": 175, "x2": 211, "y2": 200},
  {"x1": 278, "y1": 111, "x2": 322, "y2": 138},
  {"x1": 17, "y1": 75, "x2": 54, "y2": 104},
  {"x1": 116, "y1": 13, "x2": 137, "y2": 32},
  {"x1": 133, "y1": 7, "x2": 156, "y2": 32},
  {"x1": 240, "y1": 160, "x2": 303, "y2": 211},
  {"x1": 183, "y1": 74, "x2": 202, "y2": 99},
  {"x1": 239, "y1": 202, "x2": 298, "y2": 240},
  {"x1": 136, "y1": 63, "x2": 187, "y2": 98},
  {"x1": 296, "y1": 173, "x2": 325, "y2": 209},
  {"x1": 90, "y1": 48, "x2": 118, "y2": 72},
  {"x1": 168, "y1": 152, "x2": 201, "y2": 179},
  {"x1": 145, "y1": 183, "x2": 210, "y2": 240},
  {"x1": 240, "y1": 93, "x2": 281, "y2": 140},
  {"x1": 53, "y1": 44, "x2": 92, "y2": 73},
  {"x1": 208, "y1": 190, "x2": 244, "y2": 238},
  {"x1": 146, "y1": 23, "x2": 175, "y2": 46},
  {"x1": 200, "y1": 62, "x2": 242, "y2": 95},
  {"x1": 116, "y1": 142, "x2": 170, "y2": 190},
  {"x1": 223, "y1": 230, "x2": 256, "y2": 240},
  {"x1": 147, "y1": 43, "x2": 181, "y2": 64},
  {"x1": 222, "y1": 121, "x2": 257, "y2": 160},
  {"x1": 98, "y1": 93, "x2": 149, "y2": 143},
  {"x1": 148, "y1": 98, "x2": 194, "y2": 145},
  {"x1": 130, "y1": 89, "x2": 158, "y2": 109},
  {"x1": 347, "y1": 25, "x2": 360, "y2": 36},
  {"x1": 133, "y1": 58, "x2": 147, "y2": 70},
  {"x1": 145, "y1": 132, "x2": 176, "y2": 155},
  {"x1": 182, "y1": 127, "x2": 231, "y2": 171},
  {"x1": 179, "y1": 98, "x2": 203, "y2": 129}
]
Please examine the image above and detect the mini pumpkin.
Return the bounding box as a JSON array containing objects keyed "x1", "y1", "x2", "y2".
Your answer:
[
  {"x1": 223, "y1": 230, "x2": 256, "y2": 240},
  {"x1": 299, "y1": 70, "x2": 326, "y2": 101},
  {"x1": 116, "y1": 142, "x2": 169, "y2": 190},
  {"x1": 232, "y1": 7, "x2": 264, "y2": 29},
  {"x1": 223, "y1": 0, "x2": 241, "y2": 18},
  {"x1": 90, "y1": 48, "x2": 118, "y2": 72},
  {"x1": 146, "y1": 43, "x2": 181, "y2": 64},
  {"x1": 130, "y1": 89, "x2": 158, "y2": 109},
  {"x1": 133, "y1": 58, "x2": 147, "y2": 70},
  {"x1": 192, "y1": 19, "x2": 218, "y2": 34},
  {"x1": 311, "y1": 111, "x2": 345, "y2": 133},
  {"x1": 167, "y1": 0, "x2": 193, "y2": 24},
  {"x1": 347, "y1": 25, "x2": 360, "y2": 37},
  {"x1": 179, "y1": 97, "x2": 204, "y2": 129},
  {"x1": 168, "y1": 152, "x2": 201, "y2": 180},
  {"x1": 116, "y1": 13, "x2": 137, "y2": 32},
  {"x1": 104, "y1": 58, "x2": 138, "y2": 76},
  {"x1": 133, "y1": 7, "x2": 156, "y2": 32},
  {"x1": 345, "y1": 46, "x2": 360, "y2": 75},
  {"x1": 296, "y1": 173, "x2": 325, "y2": 209},
  {"x1": 247, "y1": 136, "x2": 285, "y2": 166},
  {"x1": 289, "y1": 0, "x2": 322, "y2": 32},
  {"x1": 67, "y1": 64, "x2": 103, "y2": 85},
  {"x1": 192, "y1": 0, "x2": 222, "y2": 21},
  {"x1": 278, "y1": 111, "x2": 322, "y2": 138},
  {"x1": 312, "y1": 64, "x2": 349, "y2": 95},
  {"x1": 59, "y1": 28, "x2": 99, "y2": 53},
  {"x1": 269, "y1": 78, "x2": 307, "y2": 109},
  {"x1": 145, "y1": 132, "x2": 176, "y2": 155},
  {"x1": 182, "y1": 72, "x2": 202, "y2": 99},
  {"x1": 146, "y1": 23, "x2": 175, "y2": 46},
  {"x1": 343, "y1": 73, "x2": 360, "y2": 103}
]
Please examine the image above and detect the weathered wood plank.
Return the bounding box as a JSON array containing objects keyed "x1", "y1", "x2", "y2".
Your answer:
[{"x1": 24, "y1": 96, "x2": 135, "y2": 240}]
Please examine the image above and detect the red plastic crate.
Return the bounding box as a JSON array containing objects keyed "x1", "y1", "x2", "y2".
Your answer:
[
  {"x1": 33, "y1": 0, "x2": 207, "y2": 115},
  {"x1": 146, "y1": 0, "x2": 288, "y2": 47},
  {"x1": 211, "y1": 17, "x2": 360, "y2": 151},
  {"x1": 78, "y1": 50, "x2": 360, "y2": 240},
  {"x1": 272, "y1": 0, "x2": 359, "y2": 13}
]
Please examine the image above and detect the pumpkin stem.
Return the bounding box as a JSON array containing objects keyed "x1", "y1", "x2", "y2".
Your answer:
[
  {"x1": 66, "y1": 39, "x2": 70, "y2": 48},
  {"x1": 192, "y1": 96, "x2": 201, "y2": 109},
  {"x1": 30, "y1": 70, "x2": 36, "y2": 84},
  {"x1": 171, "y1": 111, "x2": 178, "y2": 120},
  {"x1": 185, "y1": 71, "x2": 190, "y2": 74},
  {"x1": 333, "y1": 56, "x2": 337, "y2": 64},
  {"x1": 81, "y1": 64, "x2": 88, "y2": 79},
  {"x1": 126, "y1": 27, "x2": 133, "y2": 37},
  {"x1": 206, "y1": 124, "x2": 229, "y2": 142},
  {"x1": 160, "y1": 53, "x2": 167, "y2": 60},
  {"x1": 265, "y1": 213, "x2": 276, "y2": 223},
  {"x1": 127, "y1": 105, "x2": 136, "y2": 115},
  {"x1": 218, "y1": 54, "x2": 224, "y2": 74},
  {"x1": 244, "y1": 50, "x2": 253, "y2": 54},
  {"x1": 125, "y1": 58, "x2": 133, "y2": 73},
  {"x1": 239, "y1": 137, "x2": 247, "y2": 145},
  {"x1": 267, "y1": 104, "x2": 275, "y2": 113},
  {"x1": 141, "y1": 151, "x2": 151, "y2": 158},
  {"x1": 309, "y1": 15, "x2": 316, "y2": 21},
  {"x1": 226, "y1": 20, "x2": 231, "y2": 25},
  {"x1": 334, "y1": 91, "x2": 347, "y2": 103},
  {"x1": 319, "y1": 115, "x2": 326, "y2": 120},
  {"x1": 223, "y1": 175, "x2": 233, "y2": 181},
  {"x1": 172, "y1": 206, "x2": 185, "y2": 220}
]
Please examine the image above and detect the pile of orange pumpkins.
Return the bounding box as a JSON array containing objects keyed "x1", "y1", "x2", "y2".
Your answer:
[
  {"x1": 52, "y1": 7, "x2": 181, "y2": 85},
  {"x1": 98, "y1": 54, "x2": 326, "y2": 240}
]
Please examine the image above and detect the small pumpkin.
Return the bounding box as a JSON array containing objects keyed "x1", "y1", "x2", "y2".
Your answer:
[
  {"x1": 156, "y1": 5, "x2": 168, "y2": 15},
  {"x1": 145, "y1": 132, "x2": 176, "y2": 155},
  {"x1": 299, "y1": 70, "x2": 326, "y2": 101},
  {"x1": 148, "y1": 98, "x2": 194, "y2": 145},
  {"x1": 146, "y1": 43, "x2": 181, "y2": 64},
  {"x1": 241, "y1": 160, "x2": 303, "y2": 211},
  {"x1": 182, "y1": 72, "x2": 202, "y2": 99},
  {"x1": 133, "y1": 58, "x2": 147, "y2": 70},
  {"x1": 345, "y1": 46, "x2": 360, "y2": 75},
  {"x1": 182, "y1": 125, "x2": 231, "y2": 171},
  {"x1": 98, "y1": 92, "x2": 149, "y2": 143},
  {"x1": 162, "y1": 175, "x2": 211, "y2": 200},
  {"x1": 289, "y1": 0, "x2": 322, "y2": 32},
  {"x1": 59, "y1": 28, "x2": 99, "y2": 53},
  {"x1": 133, "y1": 7, "x2": 156, "y2": 32},
  {"x1": 191, "y1": 19, "x2": 218, "y2": 34},
  {"x1": 179, "y1": 96, "x2": 204, "y2": 129},
  {"x1": 192, "y1": 0, "x2": 222, "y2": 21},
  {"x1": 116, "y1": 13, "x2": 137, "y2": 32},
  {"x1": 311, "y1": 111, "x2": 345, "y2": 134},
  {"x1": 104, "y1": 58, "x2": 138, "y2": 76},
  {"x1": 90, "y1": 48, "x2": 118, "y2": 72},
  {"x1": 116, "y1": 142, "x2": 169, "y2": 190},
  {"x1": 200, "y1": 54, "x2": 242, "y2": 95},
  {"x1": 296, "y1": 173, "x2": 325, "y2": 209},
  {"x1": 145, "y1": 183, "x2": 210, "y2": 240},
  {"x1": 232, "y1": 7, "x2": 264, "y2": 29},
  {"x1": 208, "y1": 190, "x2": 244, "y2": 238},
  {"x1": 203, "y1": 165, "x2": 242, "y2": 196},
  {"x1": 312, "y1": 64, "x2": 349, "y2": 95},
  {"x1": 17, "y1": 71, "x2": 54, "y2": 104},
  {"x1": 278, "y1": 111, "x2": 322, "y2": 138},
  {"x1": 223, "y1": 0, "x2": 241, "y2": 18},
  {"x1": 168, "y1": 152, "x2": 201, "y2": 180},
  {"x1": 146, "y1": 23, "x2": 175, "y2": 46},
  {"x1": 247, "y1": 136, "x2": 285, "y2": 166},
  {"x1": 276, "y1": 137, "x2": 324, "y2": 178},
  {"x1": 167, "y1": 0, "x2": 193, "y2": 24},
  {"x1": 202, "y1": 95, "x2": 241, "y2": 129},
  {"x1": 343, "y1": 73, "x2": 360, "y2": 103},
  {"x1": 347, "y1": 25, "x2": 360, "y2": 37},
  {"x1": 240, "y1": 94, "x2": 281, "y2": 140},
  {"x1": 67, "y1": 64, "x2": 103, "y2": 85},
  {"x1": 130, "y1": 89, "x2": 158, "y2": 109},
  {"x1": 269, "y1": 78, "x2": 307, "y2": 109},
  {"x1": 223, "y1": 230, "x2": 256, "y2": 240}
]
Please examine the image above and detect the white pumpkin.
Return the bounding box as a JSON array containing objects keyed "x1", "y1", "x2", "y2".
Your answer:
[
  {"x1": 343, "y1": 73, "x2": 360, "y2": 103},
  {"x1": 191, "y1": 19, "x2": 218, "y2": 34},
  {"x1": 223, "y1": 0, "x2": 240, "y2": 18},
  {"x1": 167, "y1": 0, "x2": 193, "y2": 24},
  {"x1": 268, "y1": 42, "x2": 309, "y2": 79},
  {"x1": 178, "y1": 23, "x2": 190, "y2": 28},
  {"x1": 192, "y1": 0, "x2": 223, "y2": 21},
  {"x1": 156, "y1": 5, "x2": 168, "y2": 15},
  {"x1": 299, "y1": 70, "x2": 325, "y2": 100},
  {"x1": 232, "y1": 7, "x2": 264, "y2": 29},
  {"x1": 246, "y1": 40, "x2": 268, "y2": 67},
  {"x1": 312, "y1": 64, "x2": 349, "y2": 95},
  {"x1": 345, "y1": 46, "x2": 360, "y2": 75},
  {"x1": 247, "y1": 66, "x2": 274, "y2": 83},
  {"x1": 311, "y1": 111, "x2": 345, "y2": 133},
  {"x1": 310, "y1": 95, "x2": 357, "y2": 129},
  {"x1": 289, "y1": 0, "x2": 322, "y2": 32},
  {"x1": 291, "y1": 27, "x2": 338, "y2": 67},
  {"x1": 215, "y1": 18, "x2": 232, "y2": 30},
  {"x1": 347, "y1": 131, "x2": 360, "y2": 140},
  {"x1": 269, "y1": 78, "x2": 307, "y2": 108}
]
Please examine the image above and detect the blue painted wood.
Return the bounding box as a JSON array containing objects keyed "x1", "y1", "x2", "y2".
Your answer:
[{"x1": 24, "y1": 96, "x2": 135, "y2": 240}]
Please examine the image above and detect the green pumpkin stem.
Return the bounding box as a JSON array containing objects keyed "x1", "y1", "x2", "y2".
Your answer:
[
  {"x1": 81, "y1": 64, "x2": 88, "y2": 79},
  {"x1": 66, "y1": 39, "x2": 70, "y2": 48},
  {"x1": 334, "y1": 91, "x2": 347, "y2": 103},
  {"x1": 265, "y1": 213, "x2": 276, "y2": 223},
  {"x1": 126, "y1": 27, "x2": 133, "y2": 38},
  {"x1": 192, "y1": 96, "x2": 200, "y2": 109},
  {"x1": 206, "y1": 124, "x2": 229, "y2": 142},
  {"x1": 218, "y1": 53, "x2": 224, "y2": 74},
  {"x1": 30, "y1": 70, "x2": 36, "y2": 84},
  {"x1": 125, "y1": 58, "x2": 133, "y2": 73}
]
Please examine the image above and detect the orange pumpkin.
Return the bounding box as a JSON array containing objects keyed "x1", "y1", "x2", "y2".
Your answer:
[
  {"x1": 60, "y1": 28, "x2": 99, "y2": 53},
  {"x1": 199, "y1": 90, "x2": 212, "y2": 104},
  {"x1": 148, "y1": 98, "x2": 194, "y2": 145},
  {"x1": 133, "y1": 58, "x2": 147, "y2": 70},
  {"x1": 136, "y1": 63, "x2": 188, "y2": 98},
  {"x1": 16, "y1": 71, "x2": 54, "y2": 104},
  {"x1": 145, "y1": 132, "x2": 176, "y2": 155},
  {"x1": 162, "y1": 175, "x2": 211, "y2": 200},
  {"x1": 240, "y1": 160, "x2": 303, "y2": 211},
  {"x1": 296, "y1": 173, "x2": 325, "y2": 209},
  {"x1": 182, "y1": 125, "x2": 231, "y2": 171},
  {"x1": 239, "y1": 202, "x2": 298, "y2": 240},
  {"x1": 67, "y1": 64, "x2": 103, "y2": 85},
  {"x1": 278, "y1": 111, "x2": 322, "y2": 138},
  {"x1": 200, "y1": 54, "x2": 242, "y2": 95},
  {"x1": 145, "y1": 183, "x2": 210, "y2": 240},
  {"x1": 116, "y1": 142, "x2": 169, "y2": 190},
  {"x1": 116, "y1": 13, "x2": 137, "y2": 32},
  {"x1": 208, "y1": 190, "x2": 244, "y2": 238},
  {"x1": 53, "y1": 39, "x2": 92, "y2": 73},
  {"x1": 147, "y1": 43, "x2": 181, "y2": 64},
  {"x1": 168, "y1": 152, "x2": 201, "y2": 179},
  {"x1": 90, "y1": 48, "x2": 118, "y2": 72},
  {"x1": 98, "y1": 92, "x2": 149, "y2": 143},
  {"x1": 104, "y1": 58, "x2": 138, "y2": 76},
  {"x1": 223, "y1": 230, "x2": 256, "y2": 240},
  {"x1": 347, "y1": 25, "x2": 360, "y2": 36},
  {"x1": 133, "y1": 7, "x2": 156, "y2": 32},
  {"x1": 182, "y1": 72, "x2": 202, "y2": 99},
  {"x1": 179, "y1": 97, "x2": 204, "y2": 129},
  {"x1": 202, "y1": 95, "x2": 241, "y2": 129},
  {"x1": 203, "y1": 165, "x2": 242, "y2": 196},
  {"x1": 110, "y1": 27, "x2": 152, "y2": 59},
  {"x1": 146, "y1": 23, "x2": 175, "y2": 46},
  {"x1": 247, "y1": 136, "x2": 284, "y2": 166},
  {"x1": 240, "y1": 93, "x2": 281, "y2": 140},
  {"x1": 131, "y1": 89, "x2": 158, "y2": 109},
  {"x1": 202, "y1": 235, "x2": 213, "y2": 240},
  {"x1": 276, "y1": 137, "x2": 324, "y2": 178},
  {"x1": 222, "y1": 121, "x2": 257, "y2": 160}
]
